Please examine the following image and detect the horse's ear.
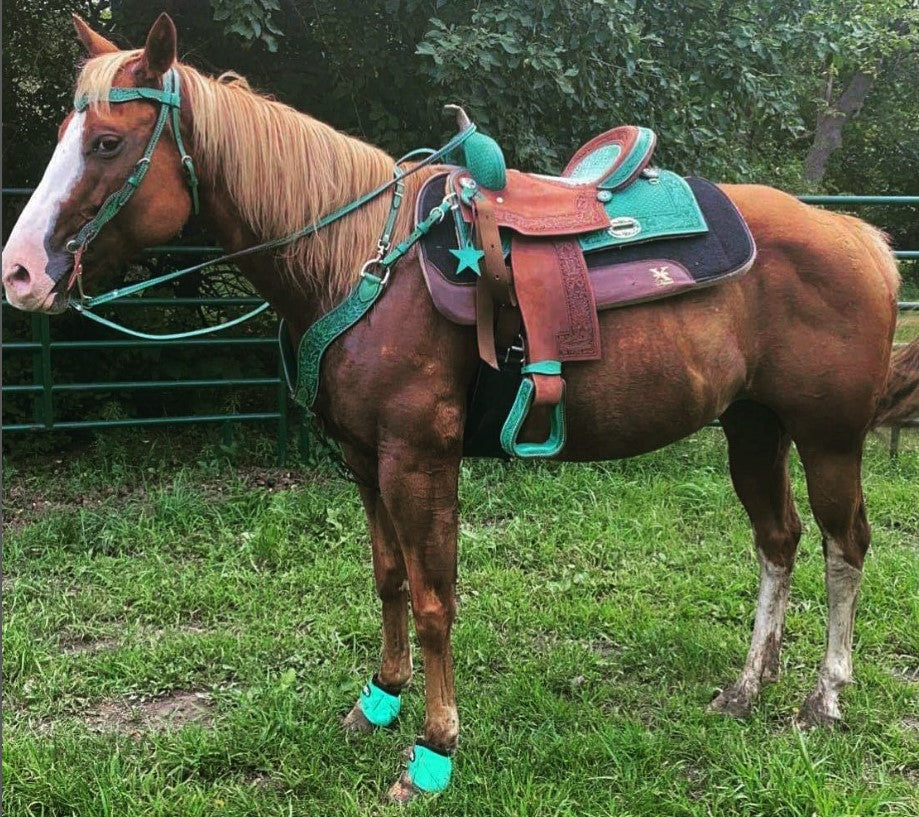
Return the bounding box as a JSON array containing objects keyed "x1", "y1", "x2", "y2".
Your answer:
[
  {"x1": 137, "y1": 13, "x2": 177, "y2": 79},
  {"x1": 72, "y1": 14, "x2": 119, "y2": 56}
]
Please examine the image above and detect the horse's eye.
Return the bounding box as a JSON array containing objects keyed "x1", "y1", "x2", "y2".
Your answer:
[{"x1": 92, "y1": 135, "x2": 123, "y2": 157}]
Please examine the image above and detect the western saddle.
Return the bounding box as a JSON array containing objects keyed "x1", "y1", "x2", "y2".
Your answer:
[{"x1": 446, "y1": 108, "x2": 661, "y2": 458}]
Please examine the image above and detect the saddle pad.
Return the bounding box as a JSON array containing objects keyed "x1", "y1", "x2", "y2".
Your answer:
[
  {"x1": 453, "y1": 169, "x2": 708, "y2": 255},
  {"x1": 417, "y1": 172, "x2": 756, "y2": 326}
]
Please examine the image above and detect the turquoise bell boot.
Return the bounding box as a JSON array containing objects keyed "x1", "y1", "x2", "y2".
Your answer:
[
  {"x1": 405, "y1": 741, "x2": 453, "y2": 793},
  {"x1": 358, "y1": 676, "x2": 401, "y2": 728}
]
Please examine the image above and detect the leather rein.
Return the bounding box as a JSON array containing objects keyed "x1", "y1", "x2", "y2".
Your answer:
[{"x1": 64, "y1": 68, "x2": 474, "y2": 340}]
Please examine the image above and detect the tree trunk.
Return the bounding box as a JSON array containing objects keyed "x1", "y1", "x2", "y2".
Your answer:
[{"x1": 804, "y1": 69, "x2": 876, "y2": 182}]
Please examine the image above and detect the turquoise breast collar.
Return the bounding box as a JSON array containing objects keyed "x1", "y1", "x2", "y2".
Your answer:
[{"x1": 280, "y1": 189, "x2": 456, "y2": 408}]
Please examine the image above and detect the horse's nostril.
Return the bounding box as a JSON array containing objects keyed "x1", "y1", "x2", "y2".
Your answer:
[
  {"x1": 10, "y1": 265, "x2": 31, "y2": 285},
  {"x1": 2, "y1": 263, "x2": 34, "y2": 295},
  {"x1": 3, "y1": 263, "x2": 32, "y2": 291}
]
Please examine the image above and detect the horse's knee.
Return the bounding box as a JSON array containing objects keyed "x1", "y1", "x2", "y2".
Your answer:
[
  {"x1": 412, "y1": 593, "x2": 456, "y2": 646},
  {"x1": 376, "y1": 564, "x2": 408, "y2": 603},
  {"x1": 756, "y1": 519, "x2": 801, "y2": 569}
]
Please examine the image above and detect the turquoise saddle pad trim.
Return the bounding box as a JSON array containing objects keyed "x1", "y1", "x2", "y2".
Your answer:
[
  {"x1": 454, "y1": 170, "x2": 707, "y2": 258},
  {"x1": 582, "y1": 170, "x2": 707, "y2": 250}
]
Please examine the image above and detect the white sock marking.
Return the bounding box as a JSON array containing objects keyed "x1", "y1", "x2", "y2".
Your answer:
[{"x1": 812, "y1": 537, "x2": 862, "y2": 718}]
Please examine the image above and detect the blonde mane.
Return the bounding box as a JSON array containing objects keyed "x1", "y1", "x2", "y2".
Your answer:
[{"x1": 75, "y1": 52, "x2": 417, "y2": 306}]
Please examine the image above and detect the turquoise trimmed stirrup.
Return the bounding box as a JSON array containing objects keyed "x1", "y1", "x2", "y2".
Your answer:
[
  {"x1": 406, "y1": 742, "x2": 453, "y2": 793},
  {"x1": 358, "y1": 676, "x2": 401, "y2": 727},
  {"x1": 499, "y1": 360, "x2": 567, "y2": 458}
]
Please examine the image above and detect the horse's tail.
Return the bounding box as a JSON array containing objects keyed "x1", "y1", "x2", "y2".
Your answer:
[
  {"x1": 873, "y1": 335, "x2": 919, "y2": 428},
  {"x1": 848, "y1": 219, "x2": 919, "y2": 429}
]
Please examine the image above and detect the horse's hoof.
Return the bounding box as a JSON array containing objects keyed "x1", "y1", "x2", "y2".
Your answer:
[
  {"x1": 796, "y1": 692, "x2": 845, "y2": 730},
  {"x1": 386, "y1": 773, "x2": 421, "y2": 804},
  {"x1": 341, "y1": 702, "x2": 374, "y2": 734},
  {"x1": 707, "y1": 684, "x2": 755, "y2": 719}
]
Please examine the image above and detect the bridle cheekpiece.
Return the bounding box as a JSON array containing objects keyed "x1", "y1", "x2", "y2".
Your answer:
[{"x1": 66, "y1": 67, "x2": 200, "y2": 293}]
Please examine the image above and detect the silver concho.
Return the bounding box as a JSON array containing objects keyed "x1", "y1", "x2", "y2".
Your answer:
[{"x1": 607, "y1": 216, "x2": 641, "y2": 239}]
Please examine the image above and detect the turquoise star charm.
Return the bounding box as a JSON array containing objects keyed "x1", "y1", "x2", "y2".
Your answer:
[{"x1": 449, "y1": 245, "x2": 485, "y2": 276}]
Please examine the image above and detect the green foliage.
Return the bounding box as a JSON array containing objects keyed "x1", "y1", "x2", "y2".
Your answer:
[
  {"x1": 4, "y1": 0, "x2": 916, "y2": 188},
  {"x1": 412, "y1": 0, "x2": 917, "y2": 185},
  {"x1": 212, "y1": 0, "x2": 283, "y2": 52}
]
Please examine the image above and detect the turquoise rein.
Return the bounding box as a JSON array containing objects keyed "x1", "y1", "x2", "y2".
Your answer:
[{"x1": 65, "y1": 73, "x2": 475, "y2": 340}]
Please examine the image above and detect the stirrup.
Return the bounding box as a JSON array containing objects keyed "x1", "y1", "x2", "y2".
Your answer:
[{"x1": 499, "y1": 360, "x2": 566, "y2": 458}]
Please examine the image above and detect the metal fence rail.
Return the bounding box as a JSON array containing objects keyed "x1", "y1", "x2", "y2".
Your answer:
[
  {"x1": 3, "y1": 189, "x2": 918, "y2": 462},
  {"x1": 2, "y1": 296, "x2": 290, "y2": 462}
]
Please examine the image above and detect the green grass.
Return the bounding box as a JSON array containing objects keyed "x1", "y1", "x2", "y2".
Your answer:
[{"x1": 2, "y1": 427, "x2": 918, "y2": 816}]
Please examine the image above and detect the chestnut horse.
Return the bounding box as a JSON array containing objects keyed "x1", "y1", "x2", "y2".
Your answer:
[{"x1": 4, "y1": 14, "x2": 918, "y2": 801}]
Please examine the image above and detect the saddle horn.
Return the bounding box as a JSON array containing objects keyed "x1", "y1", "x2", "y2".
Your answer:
[
  {"x1": 443, "y1": 104, "x2": 507, "y2": 191},
  {"x1": 443, "y1": 104, "x2": 472, "y2": 131}
]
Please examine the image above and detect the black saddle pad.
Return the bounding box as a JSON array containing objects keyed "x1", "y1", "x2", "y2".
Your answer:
[{"x1": 419, "y1": 172, "x2": 755, "y2": 292}]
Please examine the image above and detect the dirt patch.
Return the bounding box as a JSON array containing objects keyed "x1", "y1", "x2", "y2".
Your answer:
[
  {"x1": 902, "y1": 717, "x2": 919, "y2": 734},
  {"x1": 58, "y1": 623, "x2": 215, "y2": 656},
  {"x1": 892, "y1": 664, "x2": 919, "y2": 684},
  {"x1": 531, "y1": 632, "x2": 619, "y2": 659},
  {"x1": 143, "y1": 623, "x2": 210, "y2": 639},
  {"x1": 234, "y1": 467, "x2": 309, "y2": 492},
  {"x1": 2, "y1": 465, "x2": 312, "y2": 533},
  {"x1": 59, "y1": 632, "x2": 121, "y2": 656},
  {"x1": 189, "y1": 467, "x2": 314, "y2": 503},
  {"x1": 79, "y1": 690, "x2": 214, "y2": 737},
  {"x1": 684, "y1": 762, "x2": 706, "y2": 800},
  {"x1": 2, "y1": 487, "x2": 146, "y2": 532}
]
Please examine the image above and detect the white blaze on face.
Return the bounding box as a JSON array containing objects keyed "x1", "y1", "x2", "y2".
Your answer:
[{"x1": 2, "y1": 112, "x2": 87, "y2": 309}]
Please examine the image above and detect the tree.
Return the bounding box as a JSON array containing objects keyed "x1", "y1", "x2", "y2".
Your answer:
[
  {"x1": 3, "y1": 1, "x2": 917, "y2": 196},
  {"x1": 801, "y1": 0, "x2": 918, "y2": 183}
]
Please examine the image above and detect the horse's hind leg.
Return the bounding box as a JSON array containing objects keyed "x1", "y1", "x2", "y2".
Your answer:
[
  {"x1": 342, "y1": 483, "x2": 413, "y2": 733},
  {"x1": 709, "y1": 401, "x2": 802, "y2": 718},
  {"x1": 795, "y1": 439, "x2": 870, "y2": 728}
]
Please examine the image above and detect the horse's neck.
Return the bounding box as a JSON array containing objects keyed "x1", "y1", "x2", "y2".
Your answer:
[
  {"x1": 197, "y1": 189, "x2": 317, "y2": 332},
  {"x1": 196, "y1": 153, "x2": 435, "y2": 335}
]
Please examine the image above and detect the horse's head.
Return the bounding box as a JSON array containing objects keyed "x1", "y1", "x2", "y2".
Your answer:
[{"x1": 2, "y1": 13, "x2": 194, "y2": 312}]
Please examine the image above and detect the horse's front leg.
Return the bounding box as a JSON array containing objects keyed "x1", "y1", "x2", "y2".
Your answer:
[
  {"x1": 342, "y1": 484, "x2": 413, "y2": 733},
  {"x1": 379, "y1": 447, "x2": 461, "y2": 802}
]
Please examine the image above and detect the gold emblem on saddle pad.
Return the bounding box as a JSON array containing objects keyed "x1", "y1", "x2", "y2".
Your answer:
[{"x1": 650, "y1": 266, "x2": 674, "y2": 286}]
